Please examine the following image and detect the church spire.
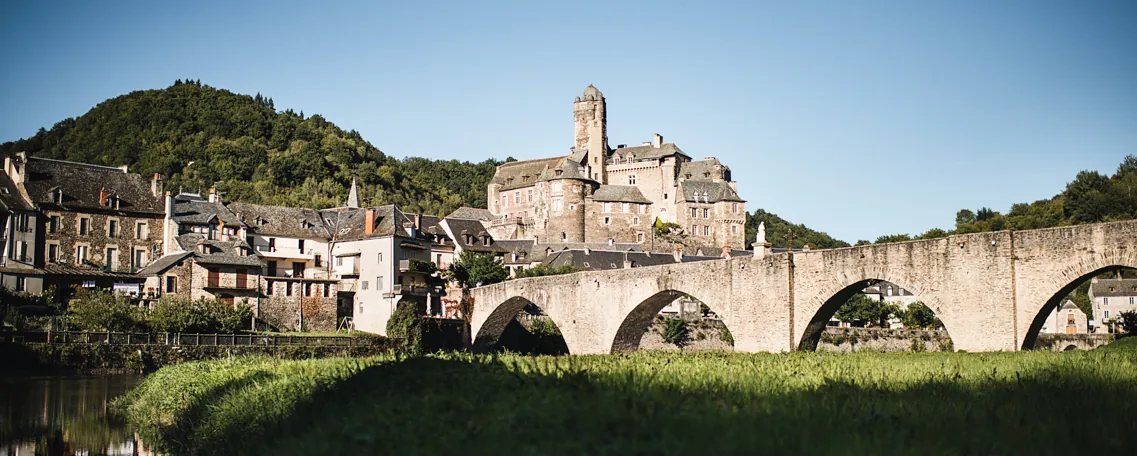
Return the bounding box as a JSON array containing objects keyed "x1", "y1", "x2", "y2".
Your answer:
[{"x1": 347, "y1": 178, "x2": 360, "y2": 208}]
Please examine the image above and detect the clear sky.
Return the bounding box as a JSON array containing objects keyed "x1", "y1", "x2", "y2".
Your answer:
[{"x1": 2, "y1": 0, "x2": 1135, "y2": 242}]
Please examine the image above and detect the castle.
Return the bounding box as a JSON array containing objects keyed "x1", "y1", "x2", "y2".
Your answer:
[{"x1": 485, "y1": 85, "x2": 746, "y2": 251}]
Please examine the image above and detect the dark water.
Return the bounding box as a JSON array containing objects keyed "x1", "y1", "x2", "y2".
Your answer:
[{"x1": 0, "y1": 375, "x2": 156, "y2": 456}]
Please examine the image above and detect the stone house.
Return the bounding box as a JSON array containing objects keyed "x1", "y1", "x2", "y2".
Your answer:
[
  {"x1": 0, "y1": 165, "x2": 43, "y2": 294},
  {"x1": 482, "y1": 85, "x2": 746, "y2": 252},
  {"x1": 1040, "y1": 300, "x2": 1088, "y2": 334},
  {"x1": 1089, "y1": 277, "x2": 1137, "y2": 333},
  {"x1": 0, "y1": 153, "x2": 163, "y2": 299}
]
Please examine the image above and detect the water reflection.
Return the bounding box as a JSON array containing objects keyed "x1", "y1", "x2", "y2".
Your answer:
[{"x1": 0, "y1": 375, "x2": 158, "y2": 456}]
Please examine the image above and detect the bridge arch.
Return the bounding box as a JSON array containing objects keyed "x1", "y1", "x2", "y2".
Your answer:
[
  {"x1": 610, "y1": 289, "x2": 733, "y2": 353},
  {"x1": 471, "y1": 296, "x2": 572, "y2": 354},
  {"x1": 798, "y1": 276, "x2": 953, "y2": 351},
  {"x1": 1021, "y1": 255, "x2": 1137, "y2": 350}
]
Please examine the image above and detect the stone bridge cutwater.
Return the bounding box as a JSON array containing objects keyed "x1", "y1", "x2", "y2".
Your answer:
[{"x1": 469, "y1": 220, "x2": 1137, "y2": 354}]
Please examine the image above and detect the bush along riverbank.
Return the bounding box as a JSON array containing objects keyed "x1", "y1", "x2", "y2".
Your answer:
[
  {"x1": 0, "y1": 336, "x2": 400, "y2": 374},
  {"x1": 116, "y1": 346, "x2": 1137, "y2": 455}
]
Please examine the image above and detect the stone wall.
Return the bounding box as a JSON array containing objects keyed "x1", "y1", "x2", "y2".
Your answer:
[
  {"x1": 818, "y1": 328, "x2": 953, "y2": 353},
  {"x1": 637, "y1": 318, "x2": 734, "y2": 352},
  {"x1": 1033, "y1": 333, "x2": 1112, "y2": 351},
  {"x1": 44, "y1": 210, "x2": 163, "y2": 271}
]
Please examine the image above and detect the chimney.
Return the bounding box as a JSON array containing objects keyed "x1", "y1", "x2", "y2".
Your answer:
[
  {"x1": 653, "y1": 133, "x2": 663, "y2": 149},
  {"x1": 99, "y1": 188, "x2": 108, "y2": 207},
  {"x1": 164, "y1": 191, "x2": 174, "y2": 217},
  {"x1": 365, "y1": 209, "x2": 375, "y2": 235},
  {"x1": 722, "y1": 243, "x2": 731, "y2": 259},
  {"x1": 413, "y1": 213, "x2": 421, "y2": 230},
  {"x1": 151, "y1": 173, "x2": 163, "y2": 197},
  {"x1": 208, "y1": 187, "x2": 217, "y2": 203}
]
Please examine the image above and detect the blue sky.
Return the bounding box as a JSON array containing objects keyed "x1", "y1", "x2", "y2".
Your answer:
[{"x1": 1, "y1": 0, "x2": 1134, "y2": 242}]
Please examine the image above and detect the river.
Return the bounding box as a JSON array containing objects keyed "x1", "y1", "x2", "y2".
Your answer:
[{"x1": 0, "y1": 375, "x2": 157, "y2": 456}]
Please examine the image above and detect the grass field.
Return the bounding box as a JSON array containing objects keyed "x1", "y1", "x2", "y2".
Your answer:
[{"x1": 115, "y1": 344, "x2": 1137, "y2": 455}]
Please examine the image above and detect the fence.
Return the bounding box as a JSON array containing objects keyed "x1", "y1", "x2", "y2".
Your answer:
[{"x1": 0, "y1": 330, "x2": 372, "y2": 347}]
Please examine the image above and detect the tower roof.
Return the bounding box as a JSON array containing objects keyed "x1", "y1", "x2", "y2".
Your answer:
[{"x1": 582, "y1": 84, "x2": 603, "y2": 100}]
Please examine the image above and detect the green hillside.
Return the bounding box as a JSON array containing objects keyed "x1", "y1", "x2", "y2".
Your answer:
[{"x1": 0, "y1": 80, "x2": 504, "y2": 215}]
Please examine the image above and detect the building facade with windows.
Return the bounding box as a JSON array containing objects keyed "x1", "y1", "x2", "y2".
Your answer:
[
  {"x1": 483, "y1": 86, "x2": 746, "y2": 252},
  {"x1": 1040, "y1": 300, "x2": 1089, "y2": 334},
  {"x1": 1089, "y1": 277, "x2": 1137, "y2": 333}
]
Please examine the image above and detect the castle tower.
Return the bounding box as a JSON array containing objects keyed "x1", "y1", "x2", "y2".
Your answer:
[{"x1": 574, "y1": 85, "x2": 608, "y2": 184}]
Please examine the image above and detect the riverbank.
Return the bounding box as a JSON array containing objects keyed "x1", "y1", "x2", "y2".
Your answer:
[
  {"x1": 0, "y1": 335, "x2": 400, "y2": 374},
  {"x1": 116, "y1": 343, "x2": 1137, "y2": 455}
]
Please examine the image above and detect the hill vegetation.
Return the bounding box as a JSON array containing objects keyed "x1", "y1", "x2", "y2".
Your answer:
[{"x1": 0, "y1": 80, "x2": 504, "y2": 215}]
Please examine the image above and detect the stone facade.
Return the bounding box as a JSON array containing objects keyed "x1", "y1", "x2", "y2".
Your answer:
[
  {"x1": 485, "y1": 86, "x2": 746, "y2": 251},
  {"x1": 1088, "y1": 277, "x2": 1137, "y2": 333},
  {"x1": 470, "y1": 219, "x2": 1137, "y2": 354}
]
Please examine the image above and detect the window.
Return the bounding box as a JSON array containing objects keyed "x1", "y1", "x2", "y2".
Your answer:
[
  {"x1": 732, "y1": 203, "x2": 739, "y2": 214},
  {"x1": 604, "y1": 203, "x2": 612, "y2": 212},
  {"x1": 1104, "y1": 310, "x2": 1110, "y2": 319},
  {"x1": 314, "y1": 254, "x2": 322, "y2": 267},
  {"x1": 732, "y1": 225, "x2": 738, "y2": 234},
  {"x1": 663, "y1": 193, "x2": 668, "y2": 200},
  {"x1": 267, "y1": 261, "x2": 278, "y2": 276},
  {"x1": 47, "y1": 244, "x2": 59, "y2": 262},
  {"x1": 292, "y1": 262, "x2": 304, "y2": 277},
  {"x1": 15, "y1": 276, "x2": 25, "y2": 292},
  {"x1": 335, "y1": 257, "x2": 343, "y2": 266},
  {"x1": 135, "y1": 222, "x2": 148, "y2": 239},
  {"x1": 691, "y1": 208, "x2": 697, "y2": 218},
  {"x1": 552, "y1": 182, "x2": 562, "y2": 193},
  {"x1": 527, "y1": 189, "x2": 533, "y2": 202},
  {"x1": 553, "y1": 199, "x2": 563, "y2": 211},
  {"x1": 637, "y1": 232, "x2": 645, "y2": 242},
  {"x1": 561, "y1": 232, "x2": 567, "y2": 241},
  {"x1": 105, "y1": 248, "x2": 118, "y2": 271},
  {"x1": 16, "y1": 241, "x2": 27, "y2": 261},
  {"x1": 1130, "y1": 297, "x2": 1135, "y2": 305},
  {"x1": 298, "y1": 239, "x2": 306, "y2": 252},
  {"x1": 628, "y1": 175, "x2": 636, "y2": 185},
  {"x1": 362, "y1": 280, "x2": 369, "y2": 290},
  {"x1": 639, "y1": 205, "x2": 646, "y2": 214},
  {"x1": 323, "y1": 283, "x2": 331, "y2": 297},
  {"x1": 166, "y1": 276, "x2": 177, "y2": 293},
  {"x1": 603, "y1": 217, "x2": 610, "y2": 225},
  {"x1": 48, "y1": 215, "x2": 60, "y2": 233},
  {"x1": 268, "y1": 238, "x2": 276, "y2": 252},
  {"x1": 79, "y1": 217, "x2": 90, "y2": 236},
  {"x1": 622, "y1": 203, "x2": 629, "y2": 213},
  {"x1": 15, "y1": 213, "x2": 29, "y2": 232},
  {"x1": 514, "y1": 191, "x2": 520, "y2": 204},
  {"x1": 266, "y1": 280, "x2": 274, "y2": 295},
  {"x1": 76, "y1": 245, "x2": 88, "y2": 262},
  {"x1": 133, "y1": 249, "x2": 147, "y2": 270},
  {"x1": 378, "y1": 252, "x2": 383, "y2": 263},
  {"x1": 107, "y1": 219, "x2": 118, "y2": 237},
  {"x1": 691, "y1": 224, "x2": 697, "y2": 234},
  {"x1": 703, "y1": 208, "x2": 710, "y2": 219},
  {"x1": 501, "y1": 194, "x2": 508, "y2": 209},
  {"x1": 285, "y1": 281, "x2": 293, "y2": 296},
  {"x1": 305, "y1": 283, "x2": 313, "y2": 297},
  {"x1": 376, "y1": 276, "x2": 384, "y2": 291},
  {"x1": 1104, "y1": 298, "x2": 1110, "y2": 305},
  {"x1": 633, "y1": 217, "x2": 640, "y2": 225},
  {"x1": 703, "y1": 225, "x2": 710, "y2": 236}
]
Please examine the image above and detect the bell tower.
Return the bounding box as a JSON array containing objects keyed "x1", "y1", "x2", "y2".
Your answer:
[{"x1": 574, "y1": 84, "x2": 608, "y2": 184}]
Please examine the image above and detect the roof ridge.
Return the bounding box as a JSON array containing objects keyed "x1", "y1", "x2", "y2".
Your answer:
[{"x1": 29, "y1": 156, "x2": 130, "y2": 173}]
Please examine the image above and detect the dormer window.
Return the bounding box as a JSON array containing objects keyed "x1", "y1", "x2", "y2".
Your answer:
[
  {"x1": 555, "y1": 170, "x2": 563, "y2": 176},
  {"x1": 482, "y1": 236, "x2": 490, "y2": 246},
  {"x1": 53, "y1": 189, "x2": 63, "y2": 204}
]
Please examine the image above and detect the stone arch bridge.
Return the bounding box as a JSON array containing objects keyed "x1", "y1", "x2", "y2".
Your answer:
[{"x1": 469, "y1": 220, "x2": 1137, "y2": 354}]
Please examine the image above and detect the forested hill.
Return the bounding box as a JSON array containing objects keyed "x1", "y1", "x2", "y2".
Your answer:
[
  {"x1": 745, "y1": 209, "x2": 850, "y2": 250},
  {"x1": 0, "y1": 80, "x2": 505, "y2": 215}
]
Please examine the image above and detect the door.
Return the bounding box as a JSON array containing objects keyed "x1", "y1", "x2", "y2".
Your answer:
[
  {"x1": 236, "y1": 271, "x2": 247, "y2": 289},
  {"x1": 267, "y1": 260, "x2": 277, "y2": 277},
  {"x1": 208, "y1": 269, "x2": 219, "y2": 288}
]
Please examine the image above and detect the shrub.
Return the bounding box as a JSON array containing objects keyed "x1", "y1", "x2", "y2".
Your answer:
[
  {"x1": 1119, "y1": 311, "x2": 1137, "y2": 335},
  {"x1": 149, "y1": 297, "x2": 252, "y2": 334},
  {"x1": 662, "y1": 317, "x2": 689, "y2": 347},
  {"x1": 720, "y1": 326, "x2": 734, "y2": 346},
  {"x1": 900, "y1": 302, "x2": 943, "y2": 330},
  {"x1": 386, "y1": 301, "x2": 424, "y2": 354},
  {"x1": 67, "y1": 290, "x2": 146, "y2": 332}
]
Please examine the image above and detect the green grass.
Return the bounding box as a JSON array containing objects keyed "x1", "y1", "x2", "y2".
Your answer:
[{"x1": 116, "y1": 346, "x2": 1137, "y2": 455}]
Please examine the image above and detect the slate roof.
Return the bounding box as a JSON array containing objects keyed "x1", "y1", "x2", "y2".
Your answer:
[
  {"x1": 172, "y1": 194, "x2": 245, "y2": 226},
  {"x1": 528, "y1": 242, "x2": 644, "y2": 262},
  {"x1": 21, "y1": 157, "x2": 164, "y2": 215},
  {"x1": 541, "y1": 249, "x2": 722, "y2": 271},
  {"x1": 538, "y1": 158, "x2": 592, "y2": 182},
  {"x1": 592, "y1": 185, "x2": 652, "y2": 204},
  {"x1": 228, "y1": 202, "x2": 331, "y2": 240},
  {"x1": 680, "y1": 181, "x2": 745, "y2": 203},
  {"x1": 495, "y1": 239, "x2": 537, "y2": 264},
  {"x1": 679, "y1": 158, "x2": 728, "y2": 181},
  {"x1": 321, "y1": 206, "x2": 429, "y2": 242},
  {"x1": 610, "y1": 143, "x2": 689, "y2": 162},
  {"x1": 1090, "y1": 278, "x2": 1137, "y2": 297},
  {"x1": 490, "y1": 157, "x2": 563, "y2": 191},
  {"x1": 0, "y1": 170, "x2": 31, "y2": 211},
  {"x1": 136, "y1": 251, "x2": 193, "y2": 276},
  {"x1": 444, "y1": 218, "x2": 506, "y2": 253},
  {"x1": 445, "y1": 207, "x2": 494, "y2": 221},
  {"x1": 176, "y1": 234, "x2": 263, "y2": 267},
  {"x1": 42, "y1": 264, "x2": 144, "y2": 279}
]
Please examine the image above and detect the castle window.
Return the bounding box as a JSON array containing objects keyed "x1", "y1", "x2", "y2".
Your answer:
[
  {"x1": 527, "y1": 189, "x2": 533, "y2": 202},
  {"x1": 603, "y1": 217, "x2": 610, "y2": 225},
  {"x1": 691, "y1": 208, "x2": 697, "y2": 218},
  {"x1": 514, "y1": 191, "x2": 520, "y2": 204},
  {"x1": 639, "y1": 205, "x2": 646, "y2": 214},
  {"x1": 628, "y1": 175, "x2": 636, "y2": 185},
  {"x1": 603, "y1": 202, "x2": 612, "y2": 213},
  {"x1": 732, "y1": 203, "x2": 739, "y2": 214},
  {"x1": 703, "y1": 208, "x2": 710, "y2": 219},
  {"x1": 622, "y1": 203, "x2": 629, "y2": 213},
  {"x1": 703, "y1": 226, "x2": 710, "y2": 236},
  {"x1": 637, "y1": 232, "x2": 645, "y2": 242},
  {"x1": 633, "y1": 217, "x2": 640, "y2": 225},
  {"x1": 553, "y1": 199, "x2": 563, "y2": 211},
  {"x1": 732, "y1": 225, "x2": 738, "y2": 234},
  {"x1": 501, "y1": 194, "x2": 508, "y2": 209},
  {"x1": 569, "y1": 205, "x2": 575, "y2": 211},
  {"x1": 552, "y1": 182, "x2": 562, "y2": 192},
  {"x1": 561, "y1": 232, "x2": 567, "y2": 241}
]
